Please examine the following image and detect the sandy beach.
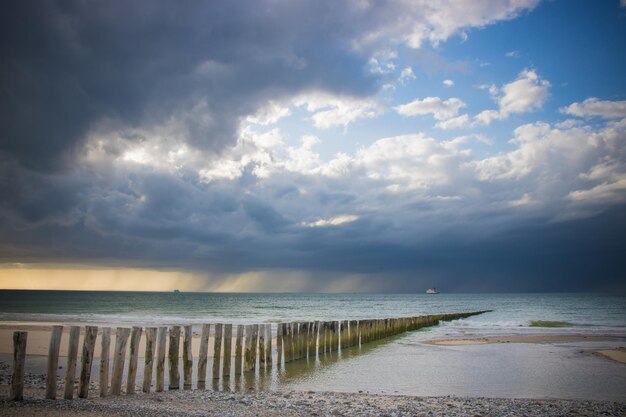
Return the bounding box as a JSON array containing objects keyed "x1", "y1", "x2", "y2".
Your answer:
[
  {"x1": 424, "y1": 335, "x2": 626, "y2": 362},
  {"x1": 2, "y1": 322, "x2": 626, "y2": 416}
]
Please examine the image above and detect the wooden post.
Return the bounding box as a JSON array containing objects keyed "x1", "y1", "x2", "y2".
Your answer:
[
  {"x1": 99, "y1": 327, "x2": 111, "y2": 397},
  {"x1": 251, "y1": 324, "x2": 259, "y2": 370},
  {"x1": 235, "y1": 324, "x2": 244, "y2": 375},
  {"x1": 311, "y1": 320, "x2": 320, "y2": 360},
  {"x1": 289, "y1": 322, "x2": 296, "y2": 360},
  {"x1": 265, "y1": 324, "x2": 272, "y2": 366},
  {"x1": 244, "y1": 325, "x2": 253, "y2": 371},
  {"x1": 10, "y1": 331, "x2": 27, "y2": 401},
  {"x1": 155, "y1": 327, "x2": 167, "y2": 392},
  {"x1": 327, "y1": 322, "x2": 333, "y2": 352},
  {"x1": 223, "y1": 324, "x2": 232, "y2": 377},
  {"x1": 168, "y1": 326, "x2": 181, "y2": 390},
  {"x1": 183, "y1": 325, "x2": 193, "y2": 390},
  {"x1": 78, "y1": 326, "x2": 98, "y2": 398},
  {"x1": 126, "y1": 326, "x2": 142, "y2": 394},
  {"x1": 64, "y1": 326, "x2": 80, "y2": 399},
  {"x1": 142, "y1": 327, "x2": 157, "y2": 393},
  {"x1": 212, "y1": 323, "x2": 223, "y2": 379},
  {"x1": 298, "y1": 323, "x2": 304, "y2": 359},
  {"x1": 295, "y1": 322, "x2": 300, "y2": 359},
  {"x1": 46, "y1": 325, "x2": 63, "y2": 399},
  {"x1": 197, "y1": 324, "x2": 210, "y2": 388},
  {"x1": 258, "y1": 324, "x2": 266, "y2": 367},
  {"x1": 276, "y1": 323, "x2": 283, "y2": 367},
  {"x1": 110, "y1": 327, "x2": 129, "y2": 396},
  {"x1": 338, "y1": 320, "x2": 348, "y2": 350}
]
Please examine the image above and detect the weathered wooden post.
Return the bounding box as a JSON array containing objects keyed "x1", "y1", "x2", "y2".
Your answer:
[
  {"x1": 99, "y1": 327, "x2": 111, "y2": 397},
  {"x1": 78, "y1": 326, "x2": 98, "y2": 398},
  {"x1": 235, "y1": 324, "x2": 244, "y2": 375},
  {"x1": 168, "y1": 326, "x2": 181, "y2": 390},
  {"x1": 155, "y1": 327, "x2": 167, "y2": 392},
  {"x1": 197, "y1": 324, "x2": 210, "y2": 388},
  {"x1": 143, "y1": 327, "x2": 157, "y2": 393},
  {"x1": 212, "y1": 323, "x2": 223, "y2": 379},
  {"x1": 339, "y1": 321, "x2": 345, "y2": 350},
  {"x1": 265, "y1": 324, "x2": 272, "y2": 366},
  {"x1": 64, "y1": 326, "x2": 80, "y2": 399},
  {"x1": 110, "y1": 327, "x2": 130, "y2": 396},
  {"x1": 276, "y1": 323, "x2": 283, "y2": 367},
  {"x1": 326, "y1": 321, "x2": 332, "y2": 352},
  {"x1": 183, "y1": 325, "x2": 193, "y2": 390},
  {"x1": 299, "y1": 322, "x2": 306, "y2": 358},
  {"x1": 244, "y1": 325, "x2": 253, "y2": 371},
  {"x1": 10, "y1": 331, "x2": 27, "y2": 401},
  {"x1": 304, "y1": 322, "x2": 310, "y2": 358},
  {"x1": 258, "y1": 324, "x2": 266, "y2": 367},
  {"x1": 312, "y1": 320, "x2": 320, "y2": 359},
  {"x1": 223, "y1": 324, "x2": 232, "y2": 377},
  {"x1": 294, "y1": 323, "x2": 301, "y2": 360},
  {"x1": 327, "y1": 322, "x2": 334, "y2": 352},
  {"x1": 289, "y1": 322, "x2": 296, "y2": 360},
  {"x1": 281, "y1": 323, "x2": 289, "y2": 363},
  {"x1": 46, "y1": 325, "x2": 63, "y2": 399},
  {"x1": 126, "y1": 326, "x2": 142, "y2": 394},
  {"x1": 251, "y1": 324, "x2": 259, "y2": 371}
]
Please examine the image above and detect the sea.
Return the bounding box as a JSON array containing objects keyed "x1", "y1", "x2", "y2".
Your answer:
[{"x1": 1, "y1": 291, "x2": 625, "y2": 401}]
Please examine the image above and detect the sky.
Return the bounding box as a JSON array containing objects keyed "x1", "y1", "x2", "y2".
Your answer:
[{"x1": 1, "y1": 0, "x2": 625, "y2": 293}]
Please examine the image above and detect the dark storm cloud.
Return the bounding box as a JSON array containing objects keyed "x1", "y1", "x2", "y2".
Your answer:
[
  {"x1": 2, "y1": 0, "x2": 625, "y2": 293},
  {"x1": 0, "y1": 0, "x2": 379, "y2": 171}
]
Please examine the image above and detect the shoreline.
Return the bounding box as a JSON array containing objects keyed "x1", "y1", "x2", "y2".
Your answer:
[{"x1": 1, "y1": 387, "x2": 625, "y2": 416}]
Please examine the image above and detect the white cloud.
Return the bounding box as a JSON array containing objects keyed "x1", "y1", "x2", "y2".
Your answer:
[
  {"x1": 443, "y1": 79, "x2": 455, "y2": 87},
  {"x1": 568, "y1": 176, "x2": 626, "y2": 202},
  {"x1": 353, "y1": 0, "x2": 540, "y2": 50},
  {"x1": 435, "y1": 114, "x2": 470, "y2": 130},
  {"x1": 560, "y1": 97, "x2": 626, "y2": 119},
  {"x1": 395, "y1": 97, "x2": 465, "y2": 120},
  {"x1": 400, "y1": 67, "x2": 416, "y2": 82},
  {"x1": 499, "y1": 69, "x2": 550, "y2": 114},
  {"x1": 369, "y1": 57, "x2": 396, "y2": 74},
  {"x1": 246, "y1": 101, "x2": 291, "y2": 125},
  {"x1": 507, "y1": 193, "x2": 535, "y2": 207},
  {"x1": 293, "y1": 92, "x2": 382, "y2": 129},
  {"x1": 303, "y1": 214, "x2": 359, "y2": 228},
  {"x1": 474, "y1": 69, "x2": 550, "y2": 125},
  {"x1": 505, "y1": 50, "x2": 520, "y2": 58}
]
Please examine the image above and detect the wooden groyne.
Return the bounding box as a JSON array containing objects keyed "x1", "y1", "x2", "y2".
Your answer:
[{"x1": 7, "y1": 310, "x2": 489, "y2": 400}]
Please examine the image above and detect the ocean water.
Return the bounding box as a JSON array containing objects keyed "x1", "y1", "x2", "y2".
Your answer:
[
  {"x1": 1, "y1": 291, "x2": 625, "y2": 400},
  {"x1": 0, "y1": 291, "x2": 625, "y2": 339}
]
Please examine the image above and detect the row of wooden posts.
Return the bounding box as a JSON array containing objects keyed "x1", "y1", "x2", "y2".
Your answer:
[{"x1": 8, "y1": 311, "x2": 487, "y2": 401}]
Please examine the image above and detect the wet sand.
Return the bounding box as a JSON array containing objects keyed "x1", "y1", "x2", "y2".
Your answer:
[
  {"x1": 594, "y1": 348, "x2": 626, "y2": 364},
  {"x1": 424, "y1": 335, "x2": 626, "y2": 364}
]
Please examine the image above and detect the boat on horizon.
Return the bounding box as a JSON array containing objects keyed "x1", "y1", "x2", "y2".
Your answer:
[{"x1": 426, "y1": 287, "x2": 439, "y2": 294}]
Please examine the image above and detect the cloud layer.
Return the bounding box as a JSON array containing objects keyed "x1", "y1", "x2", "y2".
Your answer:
[{"x1": 1, "y1": 0, "x2": 625, "y2": 292}]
